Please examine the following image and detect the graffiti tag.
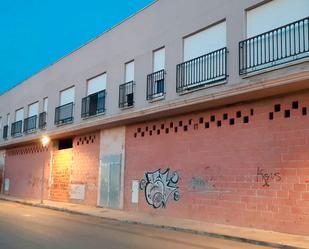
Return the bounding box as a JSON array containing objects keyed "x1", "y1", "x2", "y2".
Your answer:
[
  {"x1": 140, "y1": 168, "x2": 180, "y2": 209},
  {"x1": 256, "y1": 167, "x2": 281, "y2": 187}
]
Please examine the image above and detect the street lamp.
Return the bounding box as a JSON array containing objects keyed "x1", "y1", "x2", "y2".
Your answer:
[{"x1": 40, "y1": 136, "x2": 50, "y2": 204}]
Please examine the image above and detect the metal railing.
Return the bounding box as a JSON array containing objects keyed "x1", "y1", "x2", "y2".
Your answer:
[
  {"x1": 54, "y1": 102, "x2": 74, "y2": 125},
  {"x1": 176, "y1": 47, "x2": 227, "y2": 92},
  {"x1": 119, "y1": 81, "x2": 135, "y2": 108},
  {"x1": 147, "y1": 69, "x2": 165, "y2": 100},
  {"x1": 11, "y1": 120, "x2": 23, "y2": 137},
  {"x1": 24, "y1": 115, "x2": 37, "y2": 133},
  {"x1": 81, "y1": 90, "x2": 106, "y2": 118},
  {"x1": 239, "y1": 17, "x2": 309, "y2": 75},
  {"x1": 39, "y1": 112, "x2": 47, "y2": 129},
  {"x1": 2, "y1": 125, "x2": 8, "y2": 139}
]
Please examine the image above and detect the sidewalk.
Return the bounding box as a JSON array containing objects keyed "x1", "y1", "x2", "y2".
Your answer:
[{"x1": 1, "y1": 195, "x2": 308, "y2": 249}]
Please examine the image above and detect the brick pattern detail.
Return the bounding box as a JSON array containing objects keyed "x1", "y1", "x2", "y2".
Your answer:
[
  {"x1": 50, "y1": 149, "x2": 72, "y2": 202},
  {"x1": 71, "y1": 132, "x2": 100, "y2": 206},
  {"x1": 7, "y1": 145, "x2": 48, "y2": 156},
  {"x1": 125, "y1": 91, "x2": 309, "y2": 236},
  {"x1": 133, "y1": 108, "x2": 255, "y2": 138},
  {"x1": 5, "y1": 143, "x2": 50, "y2": 199}
]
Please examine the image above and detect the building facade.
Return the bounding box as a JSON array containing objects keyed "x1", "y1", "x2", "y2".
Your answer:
[{"x1": 0, "y1": 0, "x2": 309, "y2": 236}]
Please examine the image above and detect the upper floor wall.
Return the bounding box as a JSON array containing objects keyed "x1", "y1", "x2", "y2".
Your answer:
[{"x1": 0, "y1": 0, "x2": 308, "y2": 146}]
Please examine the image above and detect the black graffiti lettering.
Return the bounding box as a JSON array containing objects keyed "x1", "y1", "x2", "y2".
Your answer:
[
  {"x1": 257, "y1": 167, "x2": 281, "y2": 187},
  {"x1": 140, "y1": 168, "x2": 180, "y2": 209}
]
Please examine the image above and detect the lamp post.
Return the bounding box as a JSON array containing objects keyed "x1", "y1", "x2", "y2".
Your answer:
[{"x1": 40, "y1": 136, "x2": 50, "y2": 204}]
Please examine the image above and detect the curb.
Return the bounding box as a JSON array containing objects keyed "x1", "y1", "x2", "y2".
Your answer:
[{"x1": 0, "y1": 197, "x2": 305, "y2": 249}]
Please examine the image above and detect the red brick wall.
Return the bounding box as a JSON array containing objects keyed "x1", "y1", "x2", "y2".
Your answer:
[
  {"x1": 5, "y1": 143, "x2": 50, "y2": 199},
  {"x1": 50, "y1": 149, "x2": 72, "y2": 202},
  {"x1": 125, "y1": 91, "x2": 309, "y2": 236},
  {"x1": 71, "y1": 133, "x2": 100, "y2": 206}
]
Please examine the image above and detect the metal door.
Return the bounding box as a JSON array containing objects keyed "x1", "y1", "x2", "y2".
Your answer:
[{"x1": 99, "y1": 154, "x2": 122, "y2": 209}]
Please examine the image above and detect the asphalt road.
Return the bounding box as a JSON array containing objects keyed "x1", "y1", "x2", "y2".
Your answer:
[{"x1": 0, "y1": 200, "x2": 273, "y2": 249}]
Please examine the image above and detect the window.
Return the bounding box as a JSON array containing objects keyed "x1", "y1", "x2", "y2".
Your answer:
[
  {"x1": 60, "y1": 86, "x2": 75, "y2": 106},
  {"x1": 147, "y1": 48, "x2": 166, "y2": 100},
  {"x1": 87, "y1": 73, "x2": 106, "y2": 95},
  {"x1": 183, "y1": 21, "x2": 226, "y2": 61},
  {"x1": 25, "y1": 102, "x2": 39, "y2": 133},
  {"x1": 43, "y1": 97, "x2": 48, "y2": 112},
  {"x1": 6, "y1": 113, "x2": 10, "y2": 126},
  {"x1": 177, "y1": 21, "x2": 227, "y2": 92},
  {"x1": 119, "y1": 61, "x2": 135, "y2": 108},
  {"x1": 55, "y1": 87, "x2": 74, "y2": 125},
  {"x1": 153, "y1": 48, "x2": 165, "y2": 72},
  {"x1": 246, "y1": 0, "x2": 309, "y2": 38},
  {"x1": 240, "y1": 0, "x2": 309, "y2": 74},
  {"x1": 82, "y1": 73, "x2": 107, "y2": 118},
  {"x1": 12, "y1": 108, "x2": 24, "y2": 136},
  {"x1": 58, "y1": 138, "x2": 73, "y2": 150},
  {"x1": 28, "y1": 102, "x2": 39, "y2": 117},
  {"x1": 15, "y1": 108, "x2": 24, "y2": 122},
  {"x1": 125, "y1": 61, "x2": 134, "y2": 83}
]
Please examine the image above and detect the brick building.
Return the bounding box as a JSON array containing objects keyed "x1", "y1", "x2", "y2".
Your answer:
[{"x1": 0, "y1": 0, "x2": 309, "y2": 236}]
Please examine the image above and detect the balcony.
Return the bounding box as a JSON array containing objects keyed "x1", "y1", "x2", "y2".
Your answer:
[
  {"x1": 24, "y1": 115, "x2": 37, "y2": 133},
  {"x1": 147, "y1": 69, "x2": 165, "y2": 100},
  {"x1": 81, "y1": 90, "x2": 106, "y2": 118},
  {"x1": 239, "y1": 17, "x2": 309, "y2": 75},
  {"x1": 176, "y1": 47, "x2": 228, "y2": 93},
  {"x1": 55, "y1": 102, "x2": 74, "y2": 125},
  {"x1": 2, "y1": 125, "x2": 8, "y2": 139},
  {"x1": 11, "y1": 120, "x2": 22, "y2": 137},
  {"x1": 39, "y1": 112, "x2": 47, "y2": 129},
  {"x1": 119, "y1": 81, "x2": 135, "y2": 108}
]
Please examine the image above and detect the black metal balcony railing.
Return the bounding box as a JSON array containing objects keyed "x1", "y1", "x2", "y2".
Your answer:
[
  {"x1": 81, "y1": 90, "x2": 106, "y2": 118},
  {"x1": 119, "y1": 81, "x2": 135, "y2": 108},
  {"x1": 24, "y1": 115, "x2": 37, "y2": 133},
  {"x1": 176, "y1": 47, "x2": 227, "y2": 92},
  {"x1": 11, "y1": 120, "x2": 22, "y2": 137},
  {"x1": 55, "y1": 102, "x2": 74, "y2": 125},
  {"x1": 39, "y1": 112, "x2": 47, "y2": 129},
  {"x1": 2, "y1": 125, "x2": 8, "y2": 139},
  {"x1": 147, "y1": 69, "x2": 165, "y2": 100},
  {"x1": 239, "y1": 17, "x2": 309, "y2": 75}
]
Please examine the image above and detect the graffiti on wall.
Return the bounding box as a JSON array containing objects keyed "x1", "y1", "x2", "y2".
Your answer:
[
  {"x1": 140, "y1": 168, "x2": 180, "y2": 209},
  {"x1": 256, "y1": 167, "x2": 281, "y2": 187}
]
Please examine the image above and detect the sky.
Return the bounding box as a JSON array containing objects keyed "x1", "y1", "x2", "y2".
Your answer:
[{"x1": 0, "y1": 0, "x2": 154, "y2": 95}]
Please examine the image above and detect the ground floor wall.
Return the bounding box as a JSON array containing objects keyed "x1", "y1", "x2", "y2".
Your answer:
[
  {"x1": 124, "y1": 90, "x2": 309, "y2": 236},
  {"x1": 0, "y1": 150, "x2": 4, "y2": 193},
  {"x1": 49, "y1": 132, "x2": 100, "y2": 205},
  {"x1": 4, "y1": 143, "x2": 51, "y2": 199}
]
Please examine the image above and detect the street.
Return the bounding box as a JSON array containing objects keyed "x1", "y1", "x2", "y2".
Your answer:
[{"x1": 0, "y1": 200, "x2": 272, "y2": 249}]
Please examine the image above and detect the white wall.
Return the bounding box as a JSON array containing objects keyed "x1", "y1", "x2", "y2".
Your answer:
[
  {"x1": 184, "y1": 21, "x2": 226, "y2": 61},
  {"x1": 247, "y1": 0, "x2": 309, "y2": 37},
  {"x1": 60, "y1": 87, "x2": 75, "y2": 106},
  {"x1": 87, "y1": 73, "x2": 107, "y2": 95}
]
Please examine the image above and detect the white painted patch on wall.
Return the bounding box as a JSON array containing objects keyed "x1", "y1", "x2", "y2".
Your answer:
[
  {"x1": 131, "y1": 180, "x2": 139, "y2": 204},
  {"x1": 70, "y1": 184, "x2": 85, "y2": 200},
  {"x1": 4, "y1": 178, "x2": 10, "y2": 192}
]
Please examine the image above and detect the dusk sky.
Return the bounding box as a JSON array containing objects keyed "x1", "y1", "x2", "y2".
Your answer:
[{"x1": 0, "y1": 0, "x2": 154, "y2": 95}]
